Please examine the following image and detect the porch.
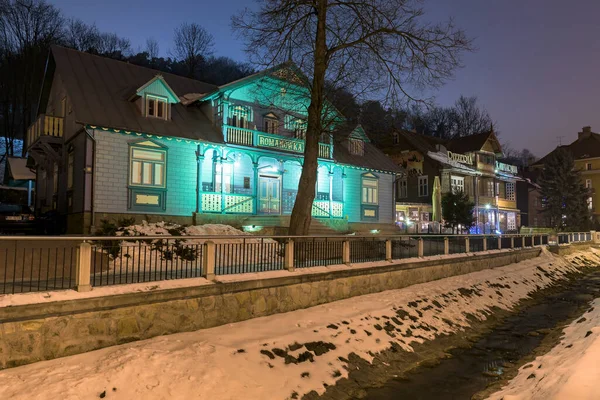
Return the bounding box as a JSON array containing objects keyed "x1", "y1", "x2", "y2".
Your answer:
[{"x1": 197, "y1": 147, "x2": 345, "y2": 219}]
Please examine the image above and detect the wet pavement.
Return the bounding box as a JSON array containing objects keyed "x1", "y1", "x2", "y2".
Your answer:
[{"x1": 363, "y1": 270, "x2": 600, "y2": 400}]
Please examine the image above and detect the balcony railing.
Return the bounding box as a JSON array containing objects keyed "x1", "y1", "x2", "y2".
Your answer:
[
  {"x1": 27, "y1": 114, "x2": 63, "y2": 148},
  {"x1": 225, "y1": 125, "x2": 332, "y2": 159}
]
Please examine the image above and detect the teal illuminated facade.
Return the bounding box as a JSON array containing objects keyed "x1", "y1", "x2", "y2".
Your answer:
[{"x1": 27, "y1": 46, "x2": 402, "y2": 233}]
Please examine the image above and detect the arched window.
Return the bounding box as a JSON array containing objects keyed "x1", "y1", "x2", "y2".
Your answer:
[{"x1": 230, "y1": 105, "x2": 253, "y2": 129}]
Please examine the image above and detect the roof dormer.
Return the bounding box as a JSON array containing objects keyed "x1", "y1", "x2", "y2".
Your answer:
[
  {"x1": 134, "y1": 75, "x2": 179, "y2": 121},
  {"x1": 347, "y1": 125, "x2": 370, "y2": 156}
]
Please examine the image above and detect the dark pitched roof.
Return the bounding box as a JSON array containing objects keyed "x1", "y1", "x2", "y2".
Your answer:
[
  {"x1": 50, "y1": 45, "x2": 222, "y2": 142},
  {"x1": 445, "y1": 131, "x2": 497, "y2": 154},
  {"x1": 333, "y1": 137, "x2": 403, "y2": 173},
  {"x1": 533, "y1": 132, "x2": 600, "y2": 166}
]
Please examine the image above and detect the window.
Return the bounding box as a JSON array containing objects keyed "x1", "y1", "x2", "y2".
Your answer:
[
  {"x1": 421, "y1": 212, "x2": 430, "y2": 222},
  {"x1": 450, "y1": 176, "x2": 464, "y2": 193},
  {"x1": 587, "y1": 163, "x2": 593, "y2": 171},
  {"x1": 362, "y1": 177, "x2": 378, "y2": 204},
  {"x1": 349, "y1": 139, "x2": 365, "y2": 156},
  {"x1": 586, "y1": 179, "x2": 592, "y2": 188},
  {"x1": 507, "y1": 213, "x2": 516, "y2": 231},
  {"x1": 146, "y1": 95, "x2": 168, "y2": 120},
  {"x1": 396, "y1": 211, "x2": 406, "y2": 222},
  {"x1": 408, "y1": 207, "x2": 419, "y2": 220},
  {"x1": 398, "y1": 179, "x2": 407, "y2": 198},
  {"x1": 284, "y1": 115, "x2": 307, "y2": 139},
  {"x1": 588, "y1": 196, "x2": 593, "y2": 210},
  {"x1": 230, "y1": 106, "x2": 252, "y2": 128},
  {"x1": 264, "y1": 117, "x2": 279, "y2": 134},
  {"x1": 130, "y1": 146, "x2": 166, "y2": 187},
  {"x1": 53, "y1": 164, "x2": 58, "y2": 194},
  {"x1": 484, "y1": 180, "x2": 495, "y2": 197},
  {"x1": 479, "y1": 154, "x2": 494, "y2": 165},
  {"x1": 505, "y1": 182, "x2": 515, "y2": 201},
  {"x1": 215, "y1": 162, "x2": 232, "y2": 193},
  {"x1": 67, "y1": 152, "x2": 74, "y2": 189},
  {"x1": 418, "y1": 176, "x2": 428, "y2": 197}
]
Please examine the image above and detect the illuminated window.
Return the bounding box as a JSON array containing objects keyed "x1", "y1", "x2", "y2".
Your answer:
[
  {"x1": 362, "y1": 177, "x2": 378, "y2": 204},
  {"x1": 588, "y1": 196, "x2": 593, "y2": 210},
  {"x1": 451, "y1": 175, "x2": 464, "y2": 193},
  {"x1": 146, "y1": 94, "x2": 168, "y2": 120},
  {"x1": 418, "y1": 176, "x2": 428, "y2": 197},
  {"x1": 505, "y1": 182, "x2": 515, "y2": 201},
  {"x1": 129, "y1": 145, "x2": 166, "y2": 188},
  {"x1": 348, "y1": 139, "x2": 364, "y2": 156},
  {"x1": 67, "y1": 152, "x2": 74, "y2": 189},
  {"x1": 586, "y1": 179, "x2": 592, "y2": 188}
]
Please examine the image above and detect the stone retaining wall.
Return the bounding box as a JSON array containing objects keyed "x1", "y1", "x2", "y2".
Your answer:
[{"x1": 0, "y1": 248, "x2": 541, "y2": 369}]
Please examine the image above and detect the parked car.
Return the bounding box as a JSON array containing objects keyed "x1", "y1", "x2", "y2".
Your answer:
[{"x1": 0, "y1": 204, "x2": 36, "y2": 234}]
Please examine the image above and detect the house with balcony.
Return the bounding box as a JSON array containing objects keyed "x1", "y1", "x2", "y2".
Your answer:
[
  {"x1": 26, "y1": 46, "x2": 402, "y2": 234},
  {"x1": 386, "y1": 129, "x2": 521, "y2": 233},
  {"x1": 532, "y1": 126, "x2": 600, "y2": 223}
]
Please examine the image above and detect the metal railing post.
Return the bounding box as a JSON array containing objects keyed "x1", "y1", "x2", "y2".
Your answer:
[
  {"x1": 498, "y1": 236, "x2": 502, "y2": 250},
  {"x1": 342, "y1": 240, "x2": 351, "y2": 265},
  {"x1": 285, "y1": 239, "x2": 295, "y2": 271},
  {"x1": 76, "y1": 241, "x2": 92, "y2": 292},
  {"x1": 483, "y1": 236, "x2": 487, "y2": 251},
  {"x1": 511, "y1": 237, "x2": 514, "y2": 249},
  {"x1": 444, "y1": 237, "x2": 449, "y2": 255},
  {"x1": 385, "y1": 239, "x2": 392, "y2": 262},
  {"x1": 203, "y1": 241, "x2": 216, "y2": 280},
  {"x1": 418, "y1": 238, "x2": 424, "y2": 257},
  {"x1": 465, "y1": 237, "x2": 470, "y2": 253}
]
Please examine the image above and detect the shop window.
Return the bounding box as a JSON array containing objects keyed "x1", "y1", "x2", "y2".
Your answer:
[
  {"x1": 450, "y1": 175, "x2": 464, "y2": 193},
  {"x1": 396, "y1": 210, "x2": 406, "y2": 222},
  {"x1": 418, "y1": 176, "x2": 428, "y2": 197},
  {"x1": 408, "y1": 207, "x2": 419, "y2": 220}
]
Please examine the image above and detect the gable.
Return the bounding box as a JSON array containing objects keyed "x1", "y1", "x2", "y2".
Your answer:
[
  {"x1": 349, "y1": 125, "x2": 370, "y2": 142},
  {"x1": 136, "y1": 76, "x2": 180, "y2": 104}
]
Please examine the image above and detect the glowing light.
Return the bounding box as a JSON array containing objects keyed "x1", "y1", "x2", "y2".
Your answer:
[
  {"x1": 242, "y1": 225, "x2": 263, "y2": 233},
  {"x1": 485, "y1": 204, "x2": 491, "y2": 210},
  {"x1": 370, "y1": 229, "x2": 380, "y2": 234}
]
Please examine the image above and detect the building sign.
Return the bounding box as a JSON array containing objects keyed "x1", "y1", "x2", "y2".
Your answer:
[
  {"x1": 447, "y1": 151, "x2": 473, "y2": 165},
  {"x1": 257, "y1": 133, "x2": 304, "y2": 153},
  {"x1": 495, "y1": 161, "x2": 518, "y2": 174}
]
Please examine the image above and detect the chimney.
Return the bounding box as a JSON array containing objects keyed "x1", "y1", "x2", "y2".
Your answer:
[{"x1": 579, "y1": 126, "x2": 592, "y2": 139}]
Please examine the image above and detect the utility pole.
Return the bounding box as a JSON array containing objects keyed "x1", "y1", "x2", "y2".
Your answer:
[{"x1": 557, "y1": 136, "x2": 564, "y2": 146}]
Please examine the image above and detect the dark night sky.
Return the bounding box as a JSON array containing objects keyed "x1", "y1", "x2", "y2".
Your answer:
[{"x1": 54, "y1": 0, "x2": 600, "y2": 158}]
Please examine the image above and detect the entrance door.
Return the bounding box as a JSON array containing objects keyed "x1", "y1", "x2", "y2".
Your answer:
[{"x1": 258, "y1": 175, "x2": 281, "y2": 214}]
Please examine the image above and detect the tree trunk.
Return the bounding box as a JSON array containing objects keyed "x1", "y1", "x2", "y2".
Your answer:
[{"x1": 289, "y1": 0, "x2": 328, "y2": 236}]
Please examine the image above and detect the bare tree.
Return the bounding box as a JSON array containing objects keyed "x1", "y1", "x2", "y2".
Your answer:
[
  {"x1": 233, "y1": 0, "x2": 471, "y2": 234},
  {"x1": 63, "y1": 18, "x2": 99, "y2": 52},
  {"x1": 451, "y1": 95, "x2": 493, "y2": 138},
  {"x1": 172, "y1": 22, "x2": 214, "y2": 78},
  {"x1": 145, "y1": 37, "x2": 159, "y2": 60}
]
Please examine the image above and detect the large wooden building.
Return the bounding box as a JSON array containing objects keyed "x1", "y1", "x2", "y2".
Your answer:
[{"x1": 26, "y1": 46, "x2": 402, "y2": 234}]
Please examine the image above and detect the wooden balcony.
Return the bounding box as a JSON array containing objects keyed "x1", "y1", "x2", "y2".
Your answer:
[
  {"x1": 225, "y1": 125, "x2": 332, "y2": 159},
  {"x1": 27, "y1": 114, "x2": 63, "y2": 149}
]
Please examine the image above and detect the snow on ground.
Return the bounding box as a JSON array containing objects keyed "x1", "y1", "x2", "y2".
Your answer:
[
  {"x1": 0, "y1": 248, "x2": 598, "y2": 400},
  {"x1": 104, "y1": 222, "x2": 282, "y2": 271},
  {"x1": 487, "y1": 289, "x2": 600, "y2": 398}
]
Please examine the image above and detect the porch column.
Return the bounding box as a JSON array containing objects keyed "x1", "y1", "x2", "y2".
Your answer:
[
  {"x1": 253, "y1": 162, "x2": 259, "y2": 215},
  {"x1": 220, "y1": 157, "x2": 226, "y2": 213},
  {"x1": 196, "y1": 149, "x2": 204, "y2": 213},
  {"x1": 328, "y1": 169, "x2": 333, "y2": 219},
  {"x1": 222, "y1": 100, "x2": 230, "y2": 142}
]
